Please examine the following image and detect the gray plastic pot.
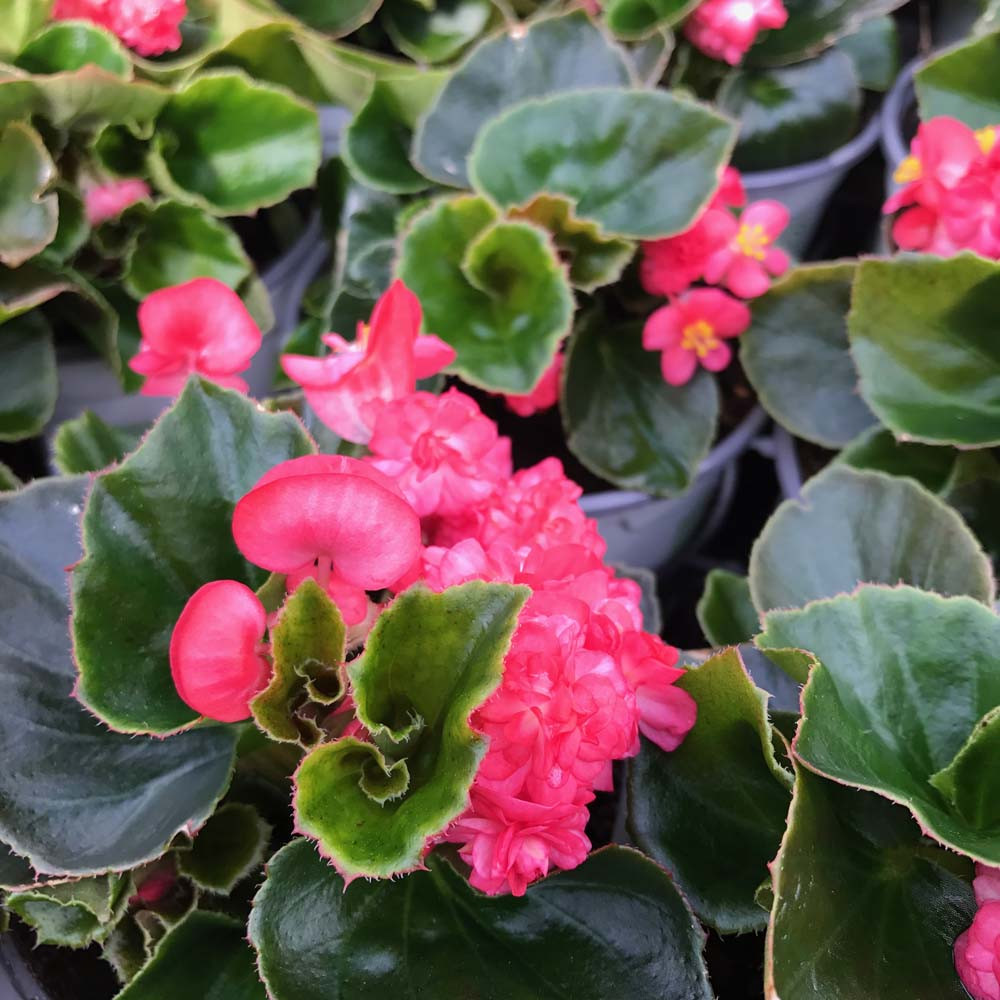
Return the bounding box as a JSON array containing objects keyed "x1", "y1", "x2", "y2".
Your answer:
[
  {"x1": 579, "y1": 406, "x2": 769, "y2": 572},
  {"x1": 878, "y1": 56, "x2": 921, "y2": 253}
]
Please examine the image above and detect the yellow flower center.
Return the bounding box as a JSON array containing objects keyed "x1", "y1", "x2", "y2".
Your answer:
[
  {"x1": 681, "y1": 319, "x2": 720, "y2": 359},
  {"x1": 734, "y1": 222, "x2": 771, "y2": 261},
  {"x1": 976, "y1": 126, "x2": 998, "y2": 155},
  {"x1": 893, "y1": 155, "x2": 923, "y2": 184}
]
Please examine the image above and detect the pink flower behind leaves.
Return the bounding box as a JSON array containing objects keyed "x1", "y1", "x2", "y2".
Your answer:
[
  {"x1": 52, "y1": 0, "x2": 186, "y2": 56},
  {"x1": 643, "y1": 288, "x2": 751, "y2": 387},
  {"x1": 703, "y1": 200, "x2": 790, "y2": 298},
  {"x1": 503, "y1": 352, "x2": 564, "y2": 417},
  {"x1": 129, "y1": 278, "x2": 262, "y2": 397},
  {"x1": 84, "y1": 178, "x2": 149, "y2": 225},
  {"x1": 956, "y1": 867, "x2": 1000, "y2": 1000},
  {"x1": 684, "y1": 0, "x2": 788, "y2": 65},
  {"x1": 281, "y1": 280, "x2": 455, "y2": 445}
]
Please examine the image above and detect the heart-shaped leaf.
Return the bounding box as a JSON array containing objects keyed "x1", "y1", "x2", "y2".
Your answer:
[
  {"x1": 915, "y1": 30, "x2": 1000, "y2": 129},
  {"x1": 149, "y1": 71, "x2": 321, "y2": 216},
  {"x1": 741, "y1": 262, "x2": 875, "y2": 448},
  {"x1": 848, "y1": 253, "x2": 1000, "y2": 447},
  {"x1": 0, "y1": 476, "x2": 238, "y2": 875},
  {"x1": 293, "y1": 581, "x2": 528, "y2": 879},
  {"x1": 250, "y1": 839, "x2": 712, "y2": 1000},
  {"x1": 7, "y1": 873, "x2": 129, "y2": 948},
  {"x1": 176, "y1": 802, "x2": 271, "y2": 893},
  {"x1": 72, "y1": 378, "x2": 315, "y2": 735},
  {"x1": 628, "y1": 649, "x2": 791, "y2": 933},
  {"x1": 767, "y1": 765, "x2": 975, "y2": 1000},
  {"x1": 696, "y1": 569, "x2": 758, "y2": 646},
  {"x1": 382, "y1": 0, "x2": 495, "y2": 64},
  {"x1": 469, "y1": 88, "x2": 735, "y2": 240},
  {"x1": 0, "y1": 310, "x2": 57, "y2": 441},
  {"x1": 604, "y1": 0, "x2": 697, "y2": 39},
  {"x1": 749, "y1": 465, "x2": 994, "y2": 614},
  {"x1": 561, "y1": 315, "x2": 719, "y2": 496},
  {"x1": 412, "y1": 11, "x2": 632, "y2": 188},
  {"x1": 759, "y1": 585, "x2": 1000, "y2": 864},
  {"x1": 15, "y1": 21, "x2": 131, "y2": 77},
  {"x1": 397, "y1": 194, "x2": 574, "y2": 393},
  {"x1": 0, "y1": 120, "x2": 57, "y2": 267},
  {"x1": 836, "y1": 426, "x2": 959, "y2": 493}
]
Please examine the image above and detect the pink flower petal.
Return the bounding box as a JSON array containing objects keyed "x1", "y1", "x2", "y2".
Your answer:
[
  {"x1": 661, "y1": 345, "x2": 698, "y2": 386},
  {"x1": 413, "y1": 334, "x2": 457, "y2": 379},
  {"x1": 701, "y1": 341, "x2": 733, "y2": 372},
  {"x1": 643, "y1": 304, "x2": 683, "y2": 350},
  {"x1": 725, "y1": 255, "x2": 771, "y2": 298},
  {"x1": 742, "y1": 199, "x2": 790, "y2": 236}
]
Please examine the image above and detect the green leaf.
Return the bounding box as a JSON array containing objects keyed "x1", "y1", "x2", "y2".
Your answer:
[
  {"x1": 0, "y1": 477, "x2": 237, "y2": 874},
  {"x1": 469, "y1": 88, "x2": 735, "y2": 240},
  {"x1": 0, "y1": 461, "x2": 20, "y2": 491},
  {"x1": 628, "y1": 649, "x2": 791, "y2": 933},
  {"x1": 15, "y1": 22, "x2": 131, "y2": 76},
  {"x1": 718, "y1": 49, "x2": 861, "y2": 172},
  {"x1": 251, "y1": 840, "x2": 712, "y2": 1000},
  {"x1": 397, "y1": 194, "x2": 574, "y2": 393},
  {"x1": 0, "y1": 121, "x2": 57, "y2": 267},
  {"x1": 44, "y1": 183, "x2": 89, "y2": 264},
  {"x1": 7, "y1": 874, "x2": 128, "y2": 948},
  {"x1": 836, "y1": 425, "x2": 958, "y2": 493},
  {"x1": 271, "y1": 0, "x2": 382, "y2": 36},
  {"x1": 0, "y1": 310, "x2": 56, "y2": 441},
  {"x1": 747, "y1": 0, "x2": 908, "y2": 67},
  {"x1": 0, "y1": 841, "x2": 34, "y2": 889},
  {"x1": 930, "y1": 706, "x2": 1000, "y2": 830},
  {"x1": 767, "y1": 766, "x2": 975, "y2": 1000},
  {"x1": 149, "y1": 71, "x2": 321, "y2": 216},
  {"x1": 383, "y1": 0, "x2": 495, "y2": 64},
  {"x1": 72, "y1": 379, "x2": 315, "y2": 735},
  {"x1": 696, "y1": 569, "x2": 758, "y2": 646},
  {"x1": 251, "y1": 578, "x2": 346, "y2": 744},
  {"x1": 0, "y1": 0, "x2": 52, "y2": 60},
  {"x1": 117, "y1": 911, "x2": 267, "y2": 1000},
  {"x1": 0, "y1": 260, "x2": 74, "y2": 323},
  {"x1": 604, "y1": 0, "x2": 697, "y2": 39},
  {"x1": 293, "y1": 581, "x2": 528, "y2": 879},
  {"x1": 759, "y1": 585, "x2": 1000, "y2": 864},
  {"x1": 749, "y1": 465, "x2": 994, "y2": 613},
  {"x1": 176, "y1": 802, "x2": 271, "y2": 893},
  {"x1": 942, "y1": 451, "x2": 1000, "y2": 572},
  {"x1": 413, "y1": 11, "x2": 632, "y2": 188},
  {"x1": 849, "y1": 253, "x2": 1000, "y2": 446},
  {"x1": 915, "y1": 30, "x2": 1000, "y2": 129},
  {"x1": 741, "y1": 262, "x2": 875, "y2": 447},
  {"x1": 561, "y1": 315, "x2": 719, "y2": 496},
  {"x1": 836, "y1": 14, "x2": 899, "y2": 91},
  {"x1": 52, "y1": 410, "x2": 140, "y2": 475},
  {"x1": 123, "y1": 200, "x2": 252, "y2": 299}
]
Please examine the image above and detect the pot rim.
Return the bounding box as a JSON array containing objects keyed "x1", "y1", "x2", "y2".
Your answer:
[{"x1": 880, "y1": 55, "x2": 922, "y2": 172}]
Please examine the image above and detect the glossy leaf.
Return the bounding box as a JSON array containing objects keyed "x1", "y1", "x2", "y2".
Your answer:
[
  {"x1": 759, "y1": 585, "x2": 1000, "y2": 864},
  {"x1": 413, "y1": 11, "x2": 632, "y2": 187},
  {"x1": 0, "y1": 121, "x2": 57, "y2": 267},
  {"x1": 915, "y1": 30, "x2": 1000, "y2": 129},
  {"x1": 117, "y1": 911, "x2": 267, "y2": 1000},
  {"x1": 849, "y1": 253, "x2": 1000, "y2": 446},
  {"x1": 741, "y1": 262, "x2": 875, "y2": 448},
  {"x1": 696, "y1": 569, "x2": 759, "y2": 646},
  {"x1": 469, "y1": 89, "x2": 735, "y2": 240},
  {"x1": 383, "y1": 0, "x2": 495, "y2": 64},
  {"x1": 177, "y1": 802, "x2": 270, "y2": 893},
  {"x1": 628, "y1": 649, "x2": 791, "y2": 933},
  {"x1": 72, "y1": 379, "x2": 315, "y2": 735},
  {"x1": 149, "y1": 71, "x2": 321, "y2": 216},
  {"x1": 0, "y1": 261, "x2": 74, "y2": 323},
  {"x1": 836, "y1": 425, "x2": 958, "y2": 493},
  {"x1": 718, "y1": 49, "x2": 860, "y2": 172},
  {"x1": 52, "y1": 411, "x2": 140, "y2": 475},
  {"x1": 251, "y1": 839, "x2": 712, "y2": 1000},
  {"x1": 271, "y1": 0, "x2": 381, "y2": 36},
  {"x1": 604, "y1": 0, "x2": 697, "y2": 39},
  {"x1": 0, "y1": 477, "x2": 238, "y2": 874},
  {"x1": 0, "y1": 0, "x2": 51, "y2": 60},
  {"x1": 836, "y1": 14, "x2": 898, "y2": 91},
  {"x1": 15, "y1": 21, "x2": 131, "y2": 76},
  {"x1": 293, "y1": 582, "x2": 528, "y2": 879},
  {"x1": 0, "y1": 310, "x2": 57, "y2": 442},
  {"x1": 397, "y1": 195, "x2": 573, "y2": 393},
  {"x1": 767, "y1": 766, "x2": 975, "y2": 1000},
  {"x1": 562, "y1": 315, "x2": 719, "y2": 496},
  {"x1": 749, "y1": 465, "x2": 994, "y2": 613},
  {"x1": 7, "y1": 874, "x2": 128, "y2": 948}
]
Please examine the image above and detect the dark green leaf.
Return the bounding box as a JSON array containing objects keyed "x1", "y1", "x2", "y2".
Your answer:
[
  {"x1": 43, "y1": 183, "x2": 89, "y2": 264},
  {"x1": 383, "y1": 0, "x2": 495, "y2": 64},
  {"x1": 0, "y1": 310, "x2": 56, "y2": 441},
  {"x1": 836, "y1": 15, "x2": 899, "y2": 91},
  {"x1": 696, "y1": 569, "x2": 758, "y2": 646},
  {"x1": 177, "y1": 802, "x2": 270, "y2": 893},
  {"x1": 52, "y1": 410, "x2": 141, "y2": 475},
  {"x1": 942, "y1": 451, "x2": 1000, "y2": 572},
  {"x1": 15, "y1": 22, "x2": 131, "y2": 76},
  {"x1": 915, "y1": 30, "x2": 1000, "y2": 129},
  {"x1": 930, "y1": 706, "x2": 1000, "y2": 830},
  {"x1": 836, "y1": 425, "x2": 958, "y2": 493},
  {"x1": 604, "y1": 0, "x2": 697, "y2": 39},
  {"x1": 271, "y1": 0, "x2": 382, "y2": 37},
  {"x1": 0, "y1": 842, "x2": 34, "y2": 890},
  {"x1": 0, "y1": 121, "x2": 57, "y2": 267}
]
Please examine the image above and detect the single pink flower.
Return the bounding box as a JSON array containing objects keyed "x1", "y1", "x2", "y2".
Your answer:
[
  {"x1": 129, "y1": 278, "x2": 262, "y2": 397},
  {"x1": 684, "y1": 0, "x2": 788, "y2": 65},
  {"x1": 169, "y1": 579, "x2": 270, "y2": 723},
  {"x1": 281, "y1": 280, "x2": 455, "y2": 444},
  {"x1": 956, "y1": 901, "x2": 1000, "y2": 1000},
  {"x1": 503, "y1": 352, "x2": 564, "y2": 417},
  {"x1": 83, "y1": 178, "x2": 150, "y2": 225},
  {"x1": 704, "y1": 200, "x2": 790, "y2": 298},
  {"x1": 643, "y1": 288, "x2": 751, "y2": 387},
  {"x1": 366, "y1": 389, "x2": 511, "y2": 519},
  {"x1": 52, "y1": 0, "x2": 186, "y2": 56}
]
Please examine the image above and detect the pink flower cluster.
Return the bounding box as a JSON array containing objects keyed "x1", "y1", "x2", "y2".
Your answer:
[
  {"x1": 956, "y1": 864, "x2": 1000, "y2": 1000},
  {"x1": 52, "y1": 0, "x2": 186, "y2": 56},
  {"x1": 684, "y1": 0, "x2": 788, "y2": 65},
  {"x1": 641, "y1": 167, "x2": 789, "y2": 386},
  {"x1": 884, "y1": 117, "x2": 1000, "y2": 258}
]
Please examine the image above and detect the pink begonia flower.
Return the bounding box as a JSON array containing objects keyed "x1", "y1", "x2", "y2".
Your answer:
[
  {"x1": 52, "y1": 0, "x2": 186, "y2": 55},
  {"x1": 703, "y1": 200, "x2": 790, "y2": 298},
  {"x1": 281, "y1": 280, "x2": 455, "y2": 444},
  {"x1": 129, "y1": 278, "x2": 262, "y2": 397},
  {"x1": 643, "y1": 288, "x2": 751, "y2": 387},
  {"x1": 956, "y1": 867, "x2": 1000, "y2": 1000},
  {"x1": 684, "y1": 0, "x2": 788, "y2": 65},
  {"x1": 366, "y1": 388, "x2": 511, "y2": 519},
  {"x1": 83, "y1": 178, "x2": 150, "y2": 225},
  {"x1": 169, "y1": 580, "x2": 270, "y2": 723},
  {"x1": 231, "y1": 455, "x2": 420, "y2": 625},
  {"x1": 503, "y1": 352, "x2": 564, "y2": 417}
]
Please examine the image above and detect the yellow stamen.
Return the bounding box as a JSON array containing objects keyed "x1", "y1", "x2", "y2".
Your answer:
[
  {"x1": 893, "y1": 155, "x2": 922, "y2": 184},
  {"x1": 681, "y1": 319, "x2": 720, "y2": 359},
  {"x1": 976, "y1": 127, "x2": 998, "y2": 155},
  {"x1": 734, "y1": 222, "x2": 770, "y2": 261}
]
